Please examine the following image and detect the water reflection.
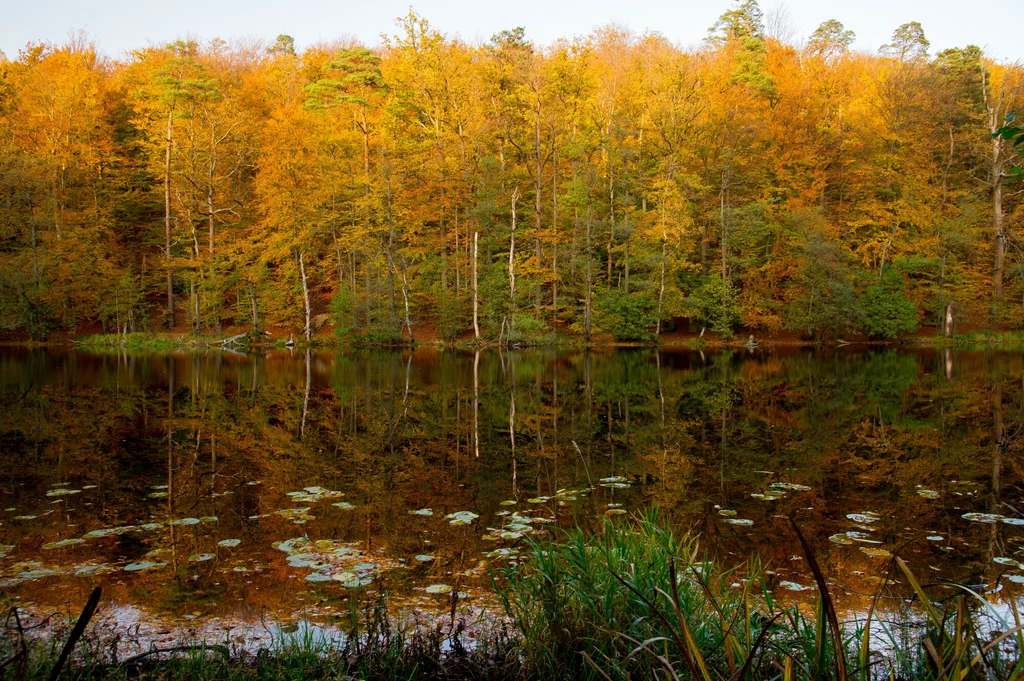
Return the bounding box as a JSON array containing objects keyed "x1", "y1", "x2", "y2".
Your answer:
[{"x1": 0, "y1": 347, "x2": 1022, "y2": 627}]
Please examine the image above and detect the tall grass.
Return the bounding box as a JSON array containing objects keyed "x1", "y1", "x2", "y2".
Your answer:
[
  {"x1": 494, "y1": 512, "x2": 1024, "y2": 680},
  {"x1": 4, "y1": 513, "x2": 1021, "y2": 679}
]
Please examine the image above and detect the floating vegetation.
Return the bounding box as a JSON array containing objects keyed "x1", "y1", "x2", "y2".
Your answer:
[
  {"x1": 828, "y1": 533, "x2": 854, "y2": 545},
  {"x1": 0, "y1": 544, "x2": 13, "y2": 558},
  {"x1": 962, "y1": 512, "x2": 1004, "y2": 524},
  {"x1": 1008, "y1": 575, "x2": 1024, "y2": 584},
  {"x1": 274, "y1": 537, "x2": 309, "y2": 553},
  {"x1": 604, "y1": 509, "x2": 627, "y2": 516},
  {"x1": 218, "y1": 538, "x2": 241, "y2": 547},
  {"x1": 305, "y1": 572, "x2": 333, "y2": 582},
  {"x1": 331, "y1": 502, "x2": 356, "y2": 511},
  {"x1": 750, "y1": 489, "x2": 785, "y2": 501},
  {"x1": 916, "y1": 489, "x2": 940, "y2": 499},
  {"x1": 16, "y1": 568, "x2": 58, "y2": 580},
  {"x1": 409, "y1": 508, "x2": 433, "y2": 516},
  {"x1": 500, "y1": 500, "x2": 517, "y2": 506},
  {"x1": 600, "y1": 476, "x2": 627, "y2": 484},
  {"x1": 926, "y1": 535, "x2": 944, "y2": 541},
  {"x1": 994, "y1": 557, "x2": 1023, "y2": 568},
  {"x1": 147, "y1": 491, "x2": 168, "y2": 498},
  {"x1": 846, "y1": 513, "x2": 880, "y2": 524},
  {"x1": 124, "y1": 561, "x2": 166, "y2": 571},
  {"x1": 500, "y1": 530, "x2": 525, "y2": 539},
  {"x1": 13, "y1": 515, "x2": 37, "y2": 520},
  {"x1": 860, "y1": 547, "x2": 892, "y2": 558},
  {"x1": 600, "y1": 482, "x2": 630, "y2": 489},
  {"x1": 73, "y1": 564, "x2": 116, "y2": 576},
  {"x1": 425, "y1": 584, "x2": 452, "y2": 594},
  {"x1": 724, "y1": 518, "x2": 754, "y2": 526},
  {"x1": 46, "y1": 488, "x2": 81, "y2": 497},
  {"x1": 274, "y1": 508, "x2": 315, "y2": 523},
  {"x1": 779, "y1": 581, "x2": 813, "y2": 591},
  {"x1": 1002, "y1": 517, "x2": 1024, "y2": 526},
  {"x1": 83, "y1": 525, "x2": 139, "y2": 538},
  {"x1": 189, "y1": 553, "x2": 215, "y2": 562},
  {"x1": 770, "y1": 482, "x2": 811, "y2": 492},
  {"x1": 415, "y1": 554, "x2": 434, "y2": 562},
  {"x1": 42, "y1": 538, "x2": 85, "y2": 550},
  {"x1": 718, "y1": 509, "x2": 737, "y2": 517},
  {"x1": 168, "y1": 517, "x2": 201, "y2": 526},
  {"x1": 526, "y1": 497, "x2": 550, "y2": 503},
  {"x1": 446, "y1": 511, "x2": 479, "y2": 525}
]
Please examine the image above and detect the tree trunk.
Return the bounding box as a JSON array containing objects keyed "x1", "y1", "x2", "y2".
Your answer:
[
  {"x1": 584, "y1": 205, "x2": 593, "y2": 342},
  {"x1": 607, "y1": 148, "x2": 614, "y2": 288},
  {"x1": 164, "y1": 107, "x2": 175, "y2": 326},
  {"x1": 944, "y1": 304, "x2": 954, "y2": 338},
  {"x1": 400, "y1": 266, "x2": 414, "y2": 344},
  {"x1": 508, "y1": 188, "x2": 520, "y2": 336},
  {"x1": 298, "y1": 249, "x2": 311, "y2": 342},
  {"x1": 993, "y1": 162, "x2": 1005, "y2": 297},
  {"x1": 472, "y1": 230, "x2": 480, "y2": 340},
  {"x1": 657, "y1": 213, "x2": 666, "y2": 337}
]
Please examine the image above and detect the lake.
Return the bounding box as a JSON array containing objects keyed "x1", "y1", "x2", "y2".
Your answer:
[{"x1": 0, "y1": 346, "x2": 1021, "y2": 642}]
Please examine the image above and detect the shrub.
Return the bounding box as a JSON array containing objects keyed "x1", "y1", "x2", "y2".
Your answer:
[{"x1": 860, "y1": 268, "x2": 918, "y2": 339}]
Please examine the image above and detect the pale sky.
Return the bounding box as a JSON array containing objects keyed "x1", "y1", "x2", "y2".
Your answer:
[{"x1": 1, "y1": 0, "x2": 1020, "y2": 63}]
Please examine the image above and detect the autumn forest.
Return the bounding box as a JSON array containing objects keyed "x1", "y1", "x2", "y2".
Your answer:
[{"x1": 1, "y1": 1, "x2": 1022, "y2": 344}]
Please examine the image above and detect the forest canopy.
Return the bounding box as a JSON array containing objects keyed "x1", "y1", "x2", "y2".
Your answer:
[{"x1": 0, "y1": 2, "x2": 1021, "y2": 343}]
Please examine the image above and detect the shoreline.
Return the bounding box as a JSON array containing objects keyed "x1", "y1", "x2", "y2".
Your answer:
[{"x1": 1, "y1": 329, "x2": 1023, "y2": 352}]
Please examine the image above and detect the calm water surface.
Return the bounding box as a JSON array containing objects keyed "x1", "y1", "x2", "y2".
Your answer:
[{"x1": 0, "y1": 347, "x2": 1022, "y2": 632}]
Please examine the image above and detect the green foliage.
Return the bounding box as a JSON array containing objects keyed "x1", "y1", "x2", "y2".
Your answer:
[
  {"x1": 593, "y1": 290, "x2": 657, "y2": 342},
  {"x1": 994, "y1": 111, "x2": 1024, "y2": 181},
  {"x1": 434, "y1": 288, "x2": 465, "y2": 343},
  {"x1": 687, "y1": 274, "x2": 740, "y2": 339},
  {"x1": 329, "y1": 288, "x2": 357, "y2": 341},
  {"x1": 860, "y1": 268, "x2": 919, "y2": 339},
  {"x1": 786, "y1": 230, "x2": 858, "y2": 341}
]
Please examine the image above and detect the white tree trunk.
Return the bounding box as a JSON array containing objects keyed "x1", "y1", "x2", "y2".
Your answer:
[{"x1": 298, "y1": 250, "x2": 311, "y2": 342}]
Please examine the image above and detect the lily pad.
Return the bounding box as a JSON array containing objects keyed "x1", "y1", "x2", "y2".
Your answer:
[
  {"x1": 305, "y1": 572, "x2": 333, "y2": 582},
  {"x1": 46, "y1": 489, "x2": 81, "y2": 497},
  {"x1": 446, "y1": 511, "x2": 479, "y2": 526},
  {"x1": 331, "y1": 502, "x2": 356, "y2": 511},
  {"x1": 168, "y1": 517, "x2": 201, "y2": 526},
  {"x1": 218, "y1": 539, "x2": 241, "y2": 547},
  {"x1": 17, "y1": 569, "x2": 58, "y2": 580},
  {"x1": 1002, "y1": 518, "x2": 1024, "y2": 526},
  {"x1": 74, "y1": 564, "x2": 116, "y2": 576},
  {"x1": 916, "y1": 490, "x2": 940, "y2": 499},
  {"x1": 770, "y1": 483, "x2": 811, "y2": 492},
  {"x1": 84, "y1": 525, "x2": 138, "y2": 538},
  {"x1": 779, "y1": 581, "x2": 813, "y2": 591},
  {"x1": 409, "y1": 508, "x2": 433, "y2": 516},
  {"x1": 860, "y1": 547, "x2": 892, "y2": 558},
  {"x1": 724, "y1": 518, "x2": 754, "y2": 526},
  {"x1": 828, "y1": 534, "x2": 854, "y2": 545},
  {"x1": 846, "y1": 513, "x2": 880, "y2": 524},
  {"x1": 994, "y1": 557, "x2": 1023, "y2": 568},
  {"x1": 718, "y1": 509, "x2": 737, "y2": 517},
  {"x1": 124, "y1": 561, "x2": 166, "y2": 572},
  {"x1": 604, "y1": 509, "x2": 627, "y2": 516},
  {"x1": 425, "y1": 583, "x2": 452, "y2": 594},
  {"x1": 189, "y1": 553, "x2": 215, "y2": 562},
  {"x1": 42, "y1": 539, "x2": 85, "y2": 550},
  {"x1": 926, "y1": 535, "x2": 944, "y2": 541},
  {"x1": 962, "y1": 512, "x2": 1004, "y2": 524},
  {"x1": 499, "y1": 500, "x2": 517, "y2": 506},
  {"x1": 600, "y1": 476, "x2": 627, "y2": 484},
  {"x1": 415, "y1": 554, "x2": 434, "y2": 562}
]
